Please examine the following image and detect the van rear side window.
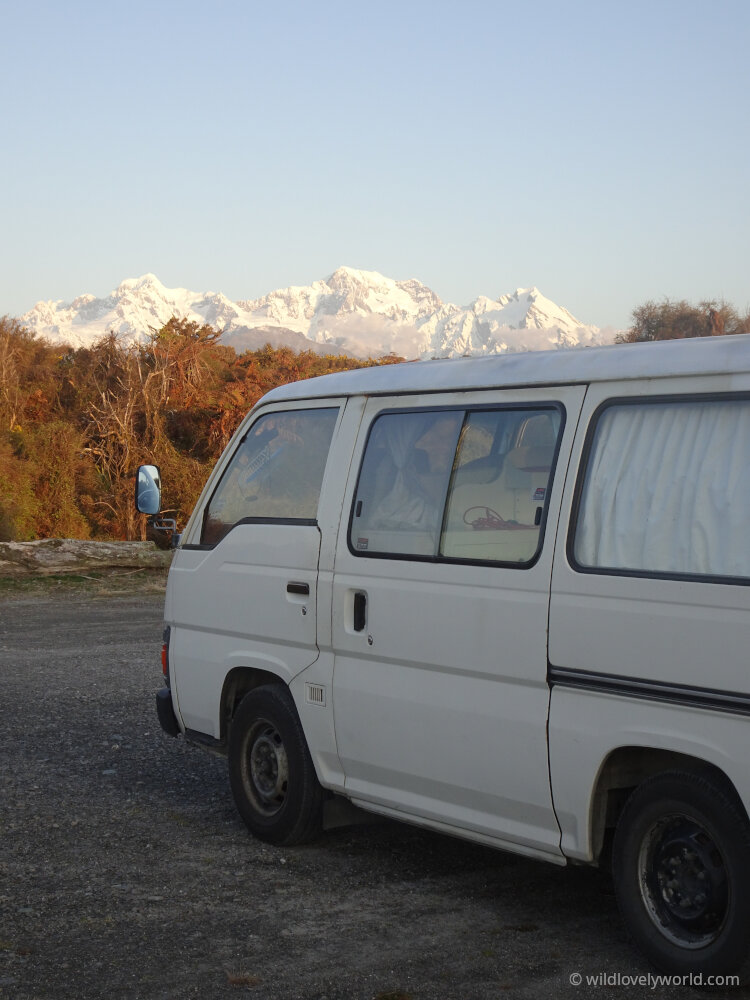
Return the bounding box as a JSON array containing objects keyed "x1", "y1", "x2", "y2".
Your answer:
[
  {"x1": 350, "y1": 406, "x2": 561, "y2": 564},
  {"x1": 201, "y1": 407, "x2": 338, "y2": 545},
  {"x1": 573, "y1": 396, "x2": 750, "y2": 581}
]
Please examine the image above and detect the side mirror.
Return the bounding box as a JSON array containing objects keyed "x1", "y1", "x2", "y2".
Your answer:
[{"x1": 136, "y1": 464, "x2": 162, "y2": 516}]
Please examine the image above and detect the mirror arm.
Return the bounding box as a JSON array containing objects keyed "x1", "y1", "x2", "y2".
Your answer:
[{"x1": 148, "y1": 516, "x2": 182, "y2": 549}]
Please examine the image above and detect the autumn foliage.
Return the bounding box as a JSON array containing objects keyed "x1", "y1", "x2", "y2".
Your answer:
[
  {"x1": 6, "y1": 297, "x2": 747, "y2": 543},
  {"x1": 0, "y1": 316, "x2": 398, "y2": 542},
  {"x1": 617, "y1": 299, "x2": 750, "y2": 343}
]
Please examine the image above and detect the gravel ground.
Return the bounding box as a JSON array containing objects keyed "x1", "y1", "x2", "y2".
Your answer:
[{"x1": 0, "y1": 586, "x2": 745, "y2": 1000}]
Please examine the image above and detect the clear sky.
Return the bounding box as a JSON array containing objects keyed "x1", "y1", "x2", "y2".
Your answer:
[{"x1": 1, "y1": 0, "x2": 748, "y2": 330}]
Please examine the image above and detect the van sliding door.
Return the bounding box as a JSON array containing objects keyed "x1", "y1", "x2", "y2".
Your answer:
[{"x1": 331, "y1": 387, "x2": 585, "y2": 859}]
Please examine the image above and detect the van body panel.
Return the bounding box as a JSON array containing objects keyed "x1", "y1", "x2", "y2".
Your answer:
[
  {"x1": 549, "y1": 374, "x2": 750, "y2": 693},
  {"x1": 548, "y1": 372, "x2": 750, "y2": 861},
  {"x1": 281, "y1": 396, "x2": 368, "y2": 790},
  {"x1": 261, "y1": 334, "x2": 750, "y2": 404},
  {"x1": 329, "y1": 386, "x2": 586, "y2": 857},
  {"x1": 168, "y1": 522, "x2": 323, "y2": 736},
  {"x1": 549, "y1": 583, "x2": 748, "y2": 691},
  {"x1": 288, "y1": 650, "x2": 346, "y2": 789},
  {"x1": 346, "y1": 796, "x2": 569, "y2": 865},
  {"x1": 548, "y1": 687, "x2": 750, "y2": 861},
  {"x1": 313, "y1": 396, "x2": 368, "y2": 651},
  {"x1": 332, "y1": 559, "x2": 557, "y2": 850}
]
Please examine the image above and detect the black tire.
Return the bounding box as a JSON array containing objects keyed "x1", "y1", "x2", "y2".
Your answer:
[
  {"x1": 612, "y1": 770, "x2": 750, "y2": 982},
  {"x1": 228, "y1": 684, "x2": 324, "y2": 846}
]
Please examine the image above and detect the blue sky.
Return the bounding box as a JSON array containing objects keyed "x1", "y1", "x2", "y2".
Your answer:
[{"x1": 1, "y1": 0, "x2": 748, "y2": 329}]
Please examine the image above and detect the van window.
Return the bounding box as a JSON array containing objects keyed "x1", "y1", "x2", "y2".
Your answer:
[
  {"x1": 350, "y1": 410, "x2": 463, "y2": 557},
  {"x1": 441, "y1": 409, "x2": 559, "y2": 564},
  {"x1": 573, "y1": 396, "x2": 750, "y2": 580},
  {"x1": 350, "y1": 406, "x2": 561, "y2": 564},
  {"x1": 202, "y1": 407, "x2": 338, "y2": 545}
]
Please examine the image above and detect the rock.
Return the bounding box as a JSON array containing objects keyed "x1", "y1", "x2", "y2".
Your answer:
[{"x1": 0, "y1": 539, "x2": 172, "y2": 577}]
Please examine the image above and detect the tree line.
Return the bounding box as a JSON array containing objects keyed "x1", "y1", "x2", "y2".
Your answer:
[
  {"x1": 616, "y1": 298, "x2": 750, "y2": 342},
  {"x1": 1, "y1": 297, "x2": 747, "y2": 542},
  {"x1": 0, "y1": 316, "x2": 399, "y2": 542}
]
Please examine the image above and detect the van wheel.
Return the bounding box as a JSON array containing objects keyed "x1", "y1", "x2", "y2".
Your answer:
[
  {"x1": 228, "y1": 685, "x2": 324, "y2": 846},
  {"x1": 612, "y1": 770, "x2": 750, "y2": 981}
]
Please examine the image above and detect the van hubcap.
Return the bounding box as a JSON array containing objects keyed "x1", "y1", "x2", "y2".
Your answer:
[
  {"x1": 247, "y1": 720, "x2": 289, "y2": 814},
  {"x1": 639, "y1": 815, "x2": 728, "y2": 947}
]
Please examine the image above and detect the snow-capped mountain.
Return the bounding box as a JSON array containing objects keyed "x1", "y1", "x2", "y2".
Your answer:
[
  {"x1": 20, "y1": 268, "x2": 617, "y2": 359},
  {"x1": 21, "y1": 274, "x2": 334, "y2": 356}
]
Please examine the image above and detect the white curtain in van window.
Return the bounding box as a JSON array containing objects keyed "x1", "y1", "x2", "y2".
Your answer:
[
  {"x1": 369, "y1": 414, "x2": 437, "y2": 531},
  {"x1": 575, "y1": 399, "x2": 750, "y2": 579}
]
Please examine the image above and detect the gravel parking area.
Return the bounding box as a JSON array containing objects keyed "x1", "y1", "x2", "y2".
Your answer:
[{"x1": 0, "y1": 589, "x2": 739, "y2": 999}]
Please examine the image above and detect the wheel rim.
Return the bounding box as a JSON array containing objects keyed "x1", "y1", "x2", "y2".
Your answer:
[
  {"x1": 638, "y1": 813, "x2": 728, "y2": 948},
  {"x1": 244, "y1": 718, "x2": 289, "y2": 816}
]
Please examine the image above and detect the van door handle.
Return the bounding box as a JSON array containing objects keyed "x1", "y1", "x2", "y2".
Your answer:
[
  {"x1": 353, "y1": 591, "x2": 367, "y2": 632},
  {"x1": 287, "y1": 582, "x2": 310, "y2": 596}
]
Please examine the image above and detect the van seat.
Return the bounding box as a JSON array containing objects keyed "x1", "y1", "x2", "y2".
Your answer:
[
  {"x1": 517, "y1": 413, "x2": 557, "y2": 448},
  {"x1": 451, "y1": 454, "x2": 504, "y2": 488},
  {"x1": 507, "y1": 445, "x2": 554, "y2": 473},
  {"x1": 500, "y1": 445, "x2": 554, "y2": 524}
]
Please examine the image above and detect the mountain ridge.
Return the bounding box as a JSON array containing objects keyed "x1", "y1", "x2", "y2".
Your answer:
[{"x1": 20, "y1": 268, "x2": 618, "y2": 359}]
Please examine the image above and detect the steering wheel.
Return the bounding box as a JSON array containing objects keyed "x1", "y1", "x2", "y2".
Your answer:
[
  {"x1": 463, "y1": 506, "x2": 507, "y2": 529},
  {"x1": 463, "y1": 506, "x2": 533, "y2": 531}
]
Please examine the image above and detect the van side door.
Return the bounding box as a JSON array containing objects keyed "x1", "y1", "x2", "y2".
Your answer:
[
  {"x1": 167, "y1": 401, "x2": 344, "y2": 738},
  {"x1": 331, "y1": 387, "x2": 586, "y2": 860}
]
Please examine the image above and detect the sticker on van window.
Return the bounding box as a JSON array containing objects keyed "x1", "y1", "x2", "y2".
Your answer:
[
  {"x1": 356, "y1": 537, "x2": 369, "y2": 551},
  {"x1": 532, "y1": 487, "x2": 546, "y2": 502}
]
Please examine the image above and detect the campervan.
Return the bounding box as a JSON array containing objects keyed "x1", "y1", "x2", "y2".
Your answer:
[{"x1": 141, "y1": 334, "x2": 750, "y2": 979}]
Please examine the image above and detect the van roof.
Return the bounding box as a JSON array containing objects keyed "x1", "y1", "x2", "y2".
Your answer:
[{"x1": 263, "y1": 334, "x2": 750, "y2": 403}]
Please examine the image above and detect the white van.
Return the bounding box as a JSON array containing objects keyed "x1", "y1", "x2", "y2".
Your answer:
[{"x1": 142, "y1": 334, "x2": 750, "y2": 979}]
